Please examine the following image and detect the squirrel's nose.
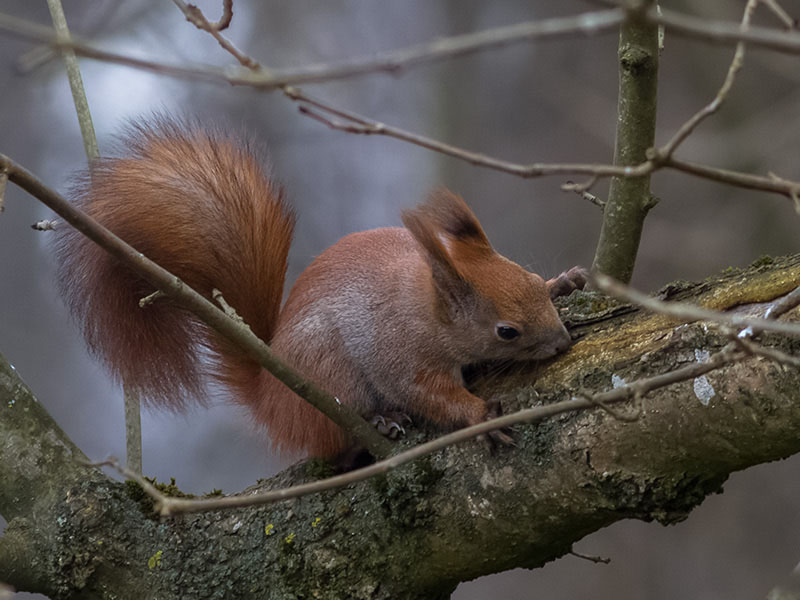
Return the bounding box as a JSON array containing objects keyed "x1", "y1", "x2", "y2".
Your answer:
[{"x1": 531, "y1": 325, "x2": 572, "y2": 359}]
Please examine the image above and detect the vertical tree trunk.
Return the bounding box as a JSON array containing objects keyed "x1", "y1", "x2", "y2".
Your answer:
[{"x1": 591, "y1": 15, "x2": 659, "y2": 282}]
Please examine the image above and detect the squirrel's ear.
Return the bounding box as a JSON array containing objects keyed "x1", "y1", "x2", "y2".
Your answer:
[
  {"x1": 403, "y1": 189, "x2": 492, "y2": 253},
  {"x1": 402, "y1": 189, "x2": 493, "y2": 273},
  {"x1": 402, "y1": 190, "x2": 490, "y2": 320}
]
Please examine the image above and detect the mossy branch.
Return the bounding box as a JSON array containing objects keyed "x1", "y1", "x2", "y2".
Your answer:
[{"x1": 2, "y1": 256, "x2": 800, "y2": 598}]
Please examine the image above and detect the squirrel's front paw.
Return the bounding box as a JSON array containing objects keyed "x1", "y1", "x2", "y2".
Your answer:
[
  {"x1": 547, "y1": 266, "x2": 589, "y2": 300},
  {"x1": 482, "y1": 399, "x2": 515, "y2": 449},
  {"x1": 370, "y1": 412, "x2": 413, "y2": 440}
]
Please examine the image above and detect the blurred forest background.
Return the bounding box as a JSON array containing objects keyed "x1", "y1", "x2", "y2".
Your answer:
[{"x1": 1, "y1": 1, "x2": 799, "y2": 598}]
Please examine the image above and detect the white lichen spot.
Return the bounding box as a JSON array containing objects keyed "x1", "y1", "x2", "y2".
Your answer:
[
  {"x1": 232, "y1": 520, "x2": 243, "y2": 532},
  {"x1": 466, "y1": 495, "x2": 494, "y2": 520},
  {"x1": 480, "y1": 466, "x2": 515, "y2": 491},
  {"x1": 611, "y1": 374, "x2": 626, "y2": 389},
  {"x1": 694, "y1": 349, "x2": 711, "y2": 363},
  {"x1": 693, "y1": 349, "x2": 715, "y2": 406}
]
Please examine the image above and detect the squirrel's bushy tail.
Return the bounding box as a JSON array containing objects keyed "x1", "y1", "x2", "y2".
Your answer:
[{"x1": 55, "y1": 116, "x2": 295, "y2": 409}]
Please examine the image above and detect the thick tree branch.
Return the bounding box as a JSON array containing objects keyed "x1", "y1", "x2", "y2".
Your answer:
[{"x1": 2, "y1": 256, "x2": 800, "y2": 598}]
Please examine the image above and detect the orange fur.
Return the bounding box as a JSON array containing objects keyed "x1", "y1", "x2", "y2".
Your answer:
[{"x1": 56, "y1": 117, "x2": 583, "y2": 458}]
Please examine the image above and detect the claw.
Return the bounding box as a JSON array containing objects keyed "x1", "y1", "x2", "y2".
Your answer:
[{"x1": 370, "y1": 412, "x2": 413, "y2": 440}]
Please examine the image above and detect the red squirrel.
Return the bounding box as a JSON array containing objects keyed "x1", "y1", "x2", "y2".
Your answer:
[{"x1": 55, "y1": 117, "x2": 586, "y2": 458}]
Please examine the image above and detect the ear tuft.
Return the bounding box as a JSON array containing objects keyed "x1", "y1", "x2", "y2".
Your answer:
[
  {"x1": 404, "y1": 189, "x2": 491, "y2": 247},
  {"x1": 401, "y1": 204, "x2": 455, "y2": 276}
]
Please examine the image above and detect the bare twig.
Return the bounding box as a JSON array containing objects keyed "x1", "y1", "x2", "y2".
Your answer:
[
  {"x1": 763, "y1": 283, "x2": 800, "y2": 320},
  {"x1": 211, "y1": 0, "x2": 234, "y2": 31},
  {"x1": 563, "y1": 181, "x2": 606, "y2": 210},
  {"x1": 88, "y1": 457, "x2": 165, "y2": 499},
  {"x1": 170, "y1": 0, "x2": 258, "y2": 69},
  {"x1": 2, "y1": 9, "x2": 799, "y2": 204},
  {"x1": 732, "y1": 335, "x2": 800, "y2": 368},
  {"x1": 212, "y1": 288, "x2": 245, "y2": 325},
  {"x1": 290, "y1": 89, "x2": 800, "y2": 205},
  {"x1": 650, "y1": 5, "x2": 800, "y2": 54},
  {"x1": 104, "y1": 339, "x2": 746, "y2": 515},
  {"x1": 82, "y1": 272, "x2": 800, "y2": 515},
  {"x1": 0, "y1": 168, "x2": 6, "y2": 213},
  {"x1": 31, "y1": 219, "x2": 58, "y2": 231},
  {"x1": 93, "y1": 270, "x2": 800, "y2": 515},
  {"x1": 665, "y1": 158, "x2": 800, "y2": 200},
  {"x1": 123, "y1": 387, "x2": 142, "y2": 473},
  {"x1": 0, "y1": 153, "x2": 393, "y2": 459},
  {"x1": 654, "y1": 0, "x2": 757, "y2": 161},
  {"x1": 289, "y1": 88, "x2": 646, "y2": 179},
  {"x1": 576, "y1": 389, "x2": 642, "y2": 422},
  {"x1": 138, "y1": 289, "x2": 165, "y2": 308},
  {"x1": 593, "y1": 274, "x2": 800, "y2": 338},
  {"x1": 570, "y1": 549, "x2": 612, "y2": 564},
  {"x1": 0, "y1": 9, "x2": 626, "y2": 89},
  {"x1": 760, "y1": 0, "x2": 797, "y2": 30},
  {"x1": 45, "y1": 0, "x2": 99, "y2": 160}
]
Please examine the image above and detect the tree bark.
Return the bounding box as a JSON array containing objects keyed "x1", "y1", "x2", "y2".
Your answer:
[{"x1": 2, "y1": 255, "x2": 800, "y2": 599}]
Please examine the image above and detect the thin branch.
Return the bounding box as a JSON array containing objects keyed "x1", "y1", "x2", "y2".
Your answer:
[
  {"x1": 45, "y1": 0, "x2": 98, "y2": 160},
  {"x1": 289, "y1": 88, "x2": 800, "y2": 206},
  {"x1": 2, "y1": 9, "x2": 800, "y2": 205},
  {"x1": 0, "y1": 153, "x2": 393, "y2": 459},
  {"x1": 114, "y1": 338, "x2": 747, "y2": 515},
  {"x1": 170, "y1": 0, "x2": 258, "y2": 69},
  {"x1": 233, "y1": 8, "x2": 628, "y2": 87},
  {"x1": 211, "y1": 0, "x2": 234, "y2": 31},
  {"x1": 563, "y1": 181, "x2": 606, "y2": 210},
  {"x1": 570, "y1": 549, "x2": 612, "y2": 565},
  {"x1": 293, "y1": 99, "x2": 636, "y2": 178},
  {"x1": 650, "y1": 5, "x2": 800, "y2": 54},
  {"x1": 86, "y1": 273, "x2": 800, "y2": 515},
  {"x1": 46, "y1": 0, "x2": 147, "y2": 472},
  {"x1": 211, "y1": 288, "x2": 245, "y2": 324},
  {"x1": 138, "y1": 289, "x2": 165, "y2": 308},
  {"x1": 764, "y1": 282, "x2": 800, "y2": 320},
  {"x1": 593, "y1": 274, "x2": 800, "y2": 338},
  {"x1": 123, "y1": 387, "x2": 142, "y2": 473},
  {"x1": 31, "y1": 219, "x2": 58, "y2": 231},
  {"x1": 655, "y1": 0, "x2": 757, "y2": 160},
  {"x1": 664, "y1": 157, "x2": 800, "y2": 199},
  {"x1": 0, "y1": 12, "x2": 234, "y2": 84},
  {"x1": 760, "y1": 0, "x2": 797, "y2": 29},
  {"x1": 0, "y1": 168, "x2": 6, "y2": 213},
  {"x1": 0, "y1": 9, "x2": 626, "y2": 90},
  {"x1": 732, "y1": 335, "x2": 800, "y2": 368}
]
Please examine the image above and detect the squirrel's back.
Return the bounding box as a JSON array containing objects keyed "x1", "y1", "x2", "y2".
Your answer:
[{"x1": 55, "y1": 117, "x2": 295, "y2": 408}]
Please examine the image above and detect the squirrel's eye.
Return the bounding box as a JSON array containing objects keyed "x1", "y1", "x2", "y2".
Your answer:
[{"x1": 496, "y1": 324, "x2": 520, "y2": 341}]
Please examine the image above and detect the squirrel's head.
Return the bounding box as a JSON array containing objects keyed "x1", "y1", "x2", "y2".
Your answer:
[{"x1": 402, "y1": 190, "x2": 572, "y2": 364}]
